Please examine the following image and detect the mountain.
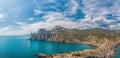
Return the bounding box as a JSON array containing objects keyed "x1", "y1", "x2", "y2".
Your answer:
[
  {"x1": 30, "y1": 26, "x2": 120, "y2": 43},
  {"x1": 30, "y1": 28, "x2": 51, "y2": 40}
]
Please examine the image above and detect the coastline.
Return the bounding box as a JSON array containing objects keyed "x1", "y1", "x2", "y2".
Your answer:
[
  {"x1": 37, "y1": 40, "x2": 120, "y2": 58},
  {"x1": 29, "y1": 26, "x2": 120, "y2": 58},
  {"x1": 80, "y1": 42, "x2": 99, "y2": 47}
]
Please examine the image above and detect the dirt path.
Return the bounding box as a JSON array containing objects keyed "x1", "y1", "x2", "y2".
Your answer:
[{"x1": 98, "y1": 38, "x2": 108, "y2": 48}]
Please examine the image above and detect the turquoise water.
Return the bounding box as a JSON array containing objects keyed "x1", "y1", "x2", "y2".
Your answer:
[
  {"x1": 0, "y1": 36, "x2": 95, "y2": 58},
  {"x1": 114, "y1": 45, "x2": 120, "y2": 58}
]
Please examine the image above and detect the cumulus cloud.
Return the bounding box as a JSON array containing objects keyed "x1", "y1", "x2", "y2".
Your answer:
[
  {"x1": 0, "y1": 13, "x2": 4, "y2": 19},
  {"x1": 43, "y1": 12, "x2": 66, "y2": 21},
  {"x1": 0, "y1": 21, "x2": 78, "y2": 36},
  {"x1": 0, "y1": 26, "x2": 26, "y2": 36},
  {"x1": 34, "y1": 9, "x2": 43, "y2": 15},
  {"x1": 80, "y1": 0, "x2": 120, "y2": 29},
  {"x1": 0, "y1": 23, "x2": 40, "y2": 36},
  {"x1": 65, "y1": 0, "x2": 79, "y2": 15},
  {"x1": 16, "y1": 22, "x2": 26, "y2": 25},
  {"x1": 0, "y1": 13, "x2": 6, "y2": 22},
  {"x1": 0, "y1": 0, "x2": 120, "y2": 36}
]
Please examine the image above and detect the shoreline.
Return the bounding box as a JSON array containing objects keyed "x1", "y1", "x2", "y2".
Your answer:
[
  {"x1": 80, "y1": 42, "x2": 99, "y2": 47},
  {"x1": 37, "y1": 41, "x2": 120, "y2": 58}
]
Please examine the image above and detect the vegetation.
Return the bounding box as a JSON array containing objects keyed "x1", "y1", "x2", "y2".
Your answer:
[{"x1": 34, "y1": 26, "x2": 120, "y2": 58}]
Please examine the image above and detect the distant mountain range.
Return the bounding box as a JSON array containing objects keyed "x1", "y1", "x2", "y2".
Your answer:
[{"x1": 30, "y1": 26, "x2": 120, "y2": 43}]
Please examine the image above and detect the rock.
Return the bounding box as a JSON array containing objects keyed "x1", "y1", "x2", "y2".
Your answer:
[
  {"x1": 30, "y1": 33, "x2": 37, "y2": 40},
  {"x1": 30, "y1": 25, "x2": 120, "y2": 43},
  {"x1": 36, "y1": 28, "x2": 51, "y2": 40},
  {"x1": 86, "y1": 55, "x2": 102, "y2": 58},
  {"x1": 37, "y1": 53, "x2": 47, "y2": 58},
  {"x1": 52, "y1": 25, "x2": 65, "y2": 32},
  {"x1": 72, "y1": 53, "x2": 81, "y2": 56},
  {"x1": 30, "y1": 28, "x2": 51, "y2": 40}
]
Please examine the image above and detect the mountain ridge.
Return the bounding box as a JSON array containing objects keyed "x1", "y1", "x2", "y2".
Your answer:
[{"x1": 30, "y1": 26, "x2": 120, "y2": 43}]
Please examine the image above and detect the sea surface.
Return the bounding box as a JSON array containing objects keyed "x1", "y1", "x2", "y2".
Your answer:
[
  {"x1": 0, "y1": 36, "x2": 96, "y2": 58},
  {"x1": 114, "y1": 45, "x2": 120, "y2": 58}
]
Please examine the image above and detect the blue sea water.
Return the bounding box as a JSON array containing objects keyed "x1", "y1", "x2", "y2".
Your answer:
[
  {"x1": 114, "y1": 45, "x2": 120, "y2": 58},
  {"x1": 0, "y1": 36, "x2": 95, "y2": 58}
]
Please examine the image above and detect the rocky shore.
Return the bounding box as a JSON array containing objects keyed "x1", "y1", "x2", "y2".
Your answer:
[
  {"x1": 30, "y1": 26, "x2": 120, "y2": 58},
  {"x1": 37, "y1": 41, "x2": 120, "y2": 58}
]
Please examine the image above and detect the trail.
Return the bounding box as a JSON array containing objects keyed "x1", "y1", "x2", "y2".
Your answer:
[{"x1": 99, "y1": 38, "x2": 108, "y2": 48}]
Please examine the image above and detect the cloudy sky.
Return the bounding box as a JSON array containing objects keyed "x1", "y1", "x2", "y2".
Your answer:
[{"x1": 0, "y1": 0, "x2": 120, "y2": 36}]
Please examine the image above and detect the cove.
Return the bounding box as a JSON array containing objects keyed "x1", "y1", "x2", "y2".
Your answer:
[
  {"x1": 114, "y1": 45, "x2": 120, "y2": 58},
  {"x1": 0, "y1": 36, "x2": 95, "y2": 58}
]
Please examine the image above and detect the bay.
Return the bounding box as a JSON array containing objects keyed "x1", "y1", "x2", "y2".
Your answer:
[{"x1": 0, "y1": 36, "x2": 95, "y2": 58}]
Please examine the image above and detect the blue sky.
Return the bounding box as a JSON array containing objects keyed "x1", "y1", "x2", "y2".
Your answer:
[{"x1": 0, "y1": 0, "x2": 120, "y2": 36}]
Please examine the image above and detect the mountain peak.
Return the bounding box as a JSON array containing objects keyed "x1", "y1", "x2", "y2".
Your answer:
[
  {"x1": 54, "y1": 25, "x2": 64, "y2": 28},
  {"x1": 52, "y1": 25, "x2": 65, "y2": 32}
]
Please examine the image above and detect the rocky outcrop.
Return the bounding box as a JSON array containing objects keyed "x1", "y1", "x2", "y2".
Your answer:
[
  {"x1": 30, "y1": 33, "x2": 37, "y2": 40},
  {"x1": 36, "y1": 29, "x2": 51, "y2": 40},
  {"x1": 30, "y1": 26, "x2": 120, "y2": 58},
  {"x1": 36, "y1": 53, "x2": 47, "y2": 58},
  {"x1": 30, "y1": 26, "x2": 120, "y2": 43},
  {"x1": 47, "y1": 26, "x2": 81, "y2": 43},
  {"x1": 30, "y1": 28, "x2": 51, "y2": 40},
  {"x1": 48, "y1": 42, "x2": 120, "y2": 58}
]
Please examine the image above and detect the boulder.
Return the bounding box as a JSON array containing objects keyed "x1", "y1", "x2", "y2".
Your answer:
[{"x1": 37, "y1": 53, "x2": 47, "y2": 58}]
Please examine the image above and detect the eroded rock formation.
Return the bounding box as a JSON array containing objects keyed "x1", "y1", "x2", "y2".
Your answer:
[{"x1": 30, "y1": 26, "x2": 120, "y2": 43}]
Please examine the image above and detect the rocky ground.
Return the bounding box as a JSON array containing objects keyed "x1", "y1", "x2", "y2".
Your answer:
[
  {"x1": 37, "y1": 39, "x2": 120, "y2": 58},
  {"x1": 30, "y1": 26, "x2": 120, "y2": 58}
]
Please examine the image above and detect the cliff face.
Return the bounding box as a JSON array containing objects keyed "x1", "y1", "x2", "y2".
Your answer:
[
  {"x1": 30, "y1": 28, "x2": 51, "y2": 40},
  {"x1": 30, "y1": 26, "x2": 120, "y2": 43},
  {"x1": 47, "y1": 26, "x2": 81, "y2": 43},
  {"x1": 30, "y1": 26, "x2": 120, "y2": 58},
  {"x1": 36, "y1": 29, "x2": 51, "y2": 40}
]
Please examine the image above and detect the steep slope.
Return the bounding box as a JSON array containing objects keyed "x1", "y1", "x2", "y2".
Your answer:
[{"x1": 30, "y1": 26, "x2": 120, "y2": 43}]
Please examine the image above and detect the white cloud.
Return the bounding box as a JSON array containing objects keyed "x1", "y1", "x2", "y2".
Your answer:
[
  {"x1": 34, "y1": 0, "x2": 56, "y2": 4},
  {"x1": 0, "y1": 0, "x2": 120, "y2": 36},
  {"x1": 16, "y1": 22, "x2": 26, "y2": 26},
  {"x1": 0, "y1": 13, "x2": 4, "y2": 19},
  {"x1": 0, "y1": 26, "x2": 26, "y2": 36},
  {"x1": 65, "y1": 0, "x2": 79, "y2": 15},
  {"x1": 43, "y1": 12, "x2": 66, "y2": 21},
  {"x1": 28, "y1": 18, "x2": 34, "y2": 21},
  {"x1": 34, "y1": 9, "x2": 43, "y2": 15},
  {"x1": 0, "y1": 12, "x2": 79, "y2": 36},
  {"x1": 80, "y1": 0, "x2": 120, "y2": 29},
  {"x1": 0, "y1": 27, "x2": 10, "y2": 31},
  {"x1": 0, "y1": 13, "x2": 6, "y2": 22}
]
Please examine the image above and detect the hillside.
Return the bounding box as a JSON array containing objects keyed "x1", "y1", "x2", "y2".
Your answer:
[
  {"x1": 30, "y1": 26, "x2": 120, "y2": 43},
  {"x1": 30, "y1": 26, "x2": 120, "y2": 58}
]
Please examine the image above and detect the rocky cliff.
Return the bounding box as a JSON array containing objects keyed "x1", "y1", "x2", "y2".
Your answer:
[
  {"x1": 30, "y1": 26, "x2": 120, "y2": 58},
  {"x1": 30, "y1": 26, "x2": 120, "y2": 43},
  {"x1": 30, "y1": 28, "x2": 51, "y2": 40}
]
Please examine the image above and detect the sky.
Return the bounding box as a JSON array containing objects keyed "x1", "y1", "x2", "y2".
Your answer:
[{"x1": 0, "y1": 0, "x2": 120, "y2": 36}]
